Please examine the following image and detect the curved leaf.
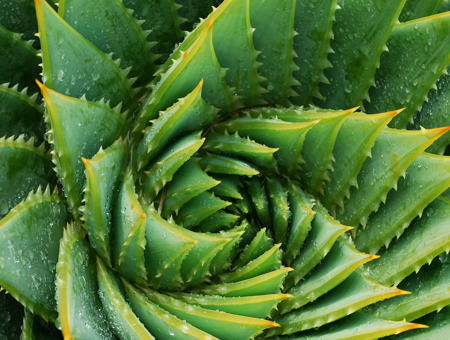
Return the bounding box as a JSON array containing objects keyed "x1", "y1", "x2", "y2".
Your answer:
[
  {"x1": 36, "y1": 0, "x2": 135, "y2": 107},
  {"x1": 0, "y1": 84, "x2": 44, "y2": 141},
  {"x1": 97, "y1": 258, "x2": 154, "y2": 340},
  {"x1": 0, "y1": 25, "x2": 40, "y2": 91},
  {"x1": 0, "y1": 188, "x2": 67, "y2": 321},
  {"x1": 56, "y1": 224, "x2": 114, "y2": 339},
  {"x1": 0, "y1": 136, "x2": 55, "y2": 217},
  {"x1": 60, "y1": 0, "x2": 156, "y2": 86},
  {"x1": 39, "y1": 82, "x2": 125, "y2": 214},
  {"x1": 82, "y1": 140, "x2": 128, "y2": 264},
  {"x1": 367, "y1": 12, "x2": 450, "y2": 128}
]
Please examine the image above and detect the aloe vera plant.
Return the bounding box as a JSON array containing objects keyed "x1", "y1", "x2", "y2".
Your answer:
[{"x1": 0, "y1": 0, "x2": 449, "y2": 339}]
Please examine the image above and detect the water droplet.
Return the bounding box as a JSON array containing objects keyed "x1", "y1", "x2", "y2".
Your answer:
[{"x1": 57, "y1": 69, "x2": 64, "y2": 81}]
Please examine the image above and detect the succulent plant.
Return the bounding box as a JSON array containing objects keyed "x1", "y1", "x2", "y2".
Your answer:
[{"x1": 1, "y1": 0, "x2": 449, "y2": 339}]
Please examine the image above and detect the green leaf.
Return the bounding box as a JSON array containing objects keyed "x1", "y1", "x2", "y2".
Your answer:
[
  {"x1": 212, "y1": 0, "x2": 265, "y2": 106},
  {"x1": 320, "y1": 0, "x2": 405, "y2": 109},
  {"x1": 291, "y1": 0, "x2": 337, "y2": 105},
  {"x1": 262, "y1": 107, "x2": 355, "y2": 194},
  {"x1": 234, "y1": 227, "x2": 274, "y2": 268},
  {"x1": 268, "y1": 312, "x2": 426, "y2": 340},
  {"x1": 122, "y1": 0, "x2": 185, "y2": 63},
  {"x1": 386, "y1": 307, "x2": 449, "y2": 340},
  {"x1": 39, "y1": 82, "x2": 125, "y2": 214},
  {"x1": 111, "y1": 169, "x2": 147, "y2": 284},
  {"x1": 0, "y1": 0, "x2": 38, "y2": 40},
  {"x1": 150, "y1": 0, "x2": 243, "y2": 80},
  {"x1": 0, "y1": 188, "x2": 67, "y2": 321},
  {"x1": 82, "y1": 140, "x2": 128, "y2": 265},
  {"x1": 197, "y1": 153, "x2": 260, "y2": 177},
  {"x1": 96, "y1": 258, "x2": 155, "y2": 340},
  {"x1": 195, "y1": 211, "x2": 240, "y2": 233},
  {"x1": 209, "y1": 174, "x2": 243, "y2": 200},
  {"x1": 298, "y1": 109, "x2": 353, "y2": 193},
  {"x1": 367, "y1": 12, "x2": 450, "y2": 128},
  {"x1": 266, "y1": 178, "x2": 290, "y2": 244},
  {"x1": 251, "y1": 0, "x2": 298, "y2": 105},
  {"x1": 209, "y1": 224, "x2": 246, "y2": 274},
  {"x1": 223, "y1": 221, "x2": 257, "y2": 264},
  {"x1": 413, "y1": 71, "x2": 449, "y2": 155},
  {"x1": 179, "y1": 230, "x2": 230, "y2": 288},
  {"x1": 246, "y1": 177, "x2": 270, "y2": 227},
  {"x1": 147, "y1": 0, "x2": 268, "y2": 105},
  {"x1": 134, "y1": 81, "x2": 217, "y2": 171},
  {"x1": 221, "y1": 244, "x2": 281, "y2": 283},
  {"x1": 196, "y1": 268, "x2": 293, "y2": 297},
  {"x1": 0, "y1": 25, "x2": 40, "y2": 92},
  {"x1": 284, "y1": 184, "x2": 315, "y2": 266},
  {"x1": 136, "y1": 19, "x2": 233, "y2": 130},
  {"x1": 174, "y1": 192, "x2": 231, "y2": 229},
  {"x1": 285, "y1": 206, "x2": 350, "y2": 289},
  {"x1": 143, "y1": 206, "x2": 196, "y2": 290},
  {"x1": 355, "y1": 153, "x2": 450, "y2": 254},
  {"x1": 271, "y1": 272, "x2": 407, "y2": 335},
  {"x1": 141, "y1": 288, "x2": 280, "y2": 340},
  {"x1": 441, "y1": 0, "x2": 450, "y2": 12},
  {"x1": 336, "y1": 126, "x2": 449, "y2": 227},
  {"x1": 56, "y1": 224, "x2": 114, "y2": 340},
  {"x1": 35, "y1": 0, "x2": 135, "y2": 107},
  {"x1": 0, "y1": 136, "x2": 55, "y2": 217},
  {"x1": 365, "y1": 259, "x2": 450, "y2": 322},
  {"x1": 59, "y1": 0, "x2": 156, "y2": 87},
  {"x1": 364, "y1": 197, "x2": 450, "y2": 286},
  {"x1": 400, "y1": 0, "x2": 444, "y2": 22},
  {"x1": 178, "y1": 0, "x2": 214, "y2": 32},
  {"x1": 141, "y1": 133, "x2": 205, "y2": 202},
  {"x1": 0, "y1": 289, "x2": 24, "y2": 340},
  {"x1": 115, "y1": 217, "x2": 147, "y2": 284},
  {"x1": 203, "y1": 132, "x2": 279, "y2": 170},
  {"x1": 2, "y1": 0, "x2": 449, "y2": 338},
  {"x1": 123, "y1": 280, "x2": 217, "y2": 340},
  {"x1": 232, "y1": 191, "x2": 253, "y2": 215},
  {"x1": 321, "y1": 110, "x2": 396, "y2": 214},
  {"x1": 219, "y1": 114, "x2": 318, "y2": 174},
  {"x1": 169, "y1": 291, "x2": 291, "y2": 318},
  {"x1": 162, "y1": 160, "x2": 220, "y2": 218},
  {"x1": 249, "y1": 109, "x2": 356, "y2": 187},
  {"x1": 20, "y1": 310, "x2": 63, "y2": 340},
  {"x1": 280, "y1": 239, "x2": 376, "y2": 314},
  {"x1": 0, "y1": 84, "x2": 44, "y2": 141}
]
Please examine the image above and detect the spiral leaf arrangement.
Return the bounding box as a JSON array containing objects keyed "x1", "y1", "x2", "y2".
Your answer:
[{"x1": 0, "y1": 0, "x2": 449, "y2": 339}]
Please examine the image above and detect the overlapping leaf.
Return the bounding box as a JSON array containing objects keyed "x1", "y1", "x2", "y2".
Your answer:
[{"x1": 0, "y1": 0, "x2": 449, "y2": 339}]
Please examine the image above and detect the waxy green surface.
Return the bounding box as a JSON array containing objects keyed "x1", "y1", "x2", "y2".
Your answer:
[
  {"x1": 0, "y1": 85, "x2": 44, "y2": 141},
  {"x1": 0, "y1": 189, "x2": 67, "y2": 321},
  {"x1": 56, "y1": 225, "x2": 114, "y2": 340},
  {"x1": 0, "y1": 0, "x2": 449, "y2": 338}
]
